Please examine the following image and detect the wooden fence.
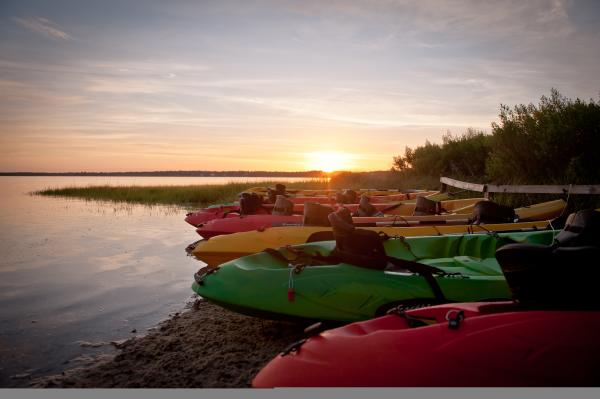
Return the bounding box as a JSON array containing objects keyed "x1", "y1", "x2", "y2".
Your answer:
[{"x1": 440, "y1": 177, "x2": 600, "y2": 198}]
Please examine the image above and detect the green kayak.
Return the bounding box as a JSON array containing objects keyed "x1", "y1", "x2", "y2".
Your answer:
[{"x1": 192, "y1": 230, "x2": 557, "y2": 322}]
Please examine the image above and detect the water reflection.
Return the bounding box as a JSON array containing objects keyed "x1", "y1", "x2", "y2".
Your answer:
[{"x1": 0, "y1": 176, "x2": 276, "y2": 386}]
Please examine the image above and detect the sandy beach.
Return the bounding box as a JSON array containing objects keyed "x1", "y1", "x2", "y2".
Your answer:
[{"x1": 33, "y1": 299, "x2": 306, "y2": 388}]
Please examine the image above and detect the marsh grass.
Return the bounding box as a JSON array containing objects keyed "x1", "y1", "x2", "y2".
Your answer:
[{"x1": 34, "y1": 180, "x2": 329, "y2": 208}]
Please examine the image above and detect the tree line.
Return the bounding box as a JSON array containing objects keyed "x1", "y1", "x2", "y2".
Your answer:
[{"x1": 392, "y1": 89, "x2": 600, "y2": 186}]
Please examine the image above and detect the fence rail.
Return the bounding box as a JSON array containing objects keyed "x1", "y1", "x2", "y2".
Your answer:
[{"x1": 440, "y1": 177, "x2": 600, "y2": 197}]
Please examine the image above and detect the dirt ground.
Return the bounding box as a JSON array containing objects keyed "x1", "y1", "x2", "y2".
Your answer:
[{"x1": 33, "y1": 299, "x2": 306, "y2": 388}]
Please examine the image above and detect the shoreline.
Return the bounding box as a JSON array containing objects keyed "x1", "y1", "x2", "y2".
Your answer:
[{"x1": 32, "y1": 299, "x2": 306, "y2": 388}]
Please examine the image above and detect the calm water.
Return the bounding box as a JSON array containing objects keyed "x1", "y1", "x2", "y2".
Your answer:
[{"x1": 0, "y1": 176, "x2": 305, "y2": 387}]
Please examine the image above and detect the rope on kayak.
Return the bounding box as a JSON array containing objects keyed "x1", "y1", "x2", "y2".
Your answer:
[
  {"x1": 548, "y1": 219, "x2": 556, "y2": 239},
  {"x1": 396, "y1": 235, "x2": 420, "y2": 260},
  {"x1": 263, "y1": 247, "x2": 334, "y2": 270},
  {"x1": 469, "y1": 223, "x2": 501, "y2": 239}
]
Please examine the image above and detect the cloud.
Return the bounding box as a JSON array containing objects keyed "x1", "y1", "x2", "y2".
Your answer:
[
  {"x1": 0, "y1": 79, "x2": 87, "y2": 107},
  {"x1": 13, "y1": 17, "x2": 72, "y2": 40}
]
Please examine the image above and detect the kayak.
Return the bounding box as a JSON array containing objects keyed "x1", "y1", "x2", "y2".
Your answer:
[
  {"x1": 184, "y1": 192, "x2": 449, "y2": 227},
  {"x1": 253, "y1": 209, "x2": 600, "y2": 386},
  {"x1": 252, "y1": 301, "x2": 600, "y2": 387},
  {"x1": 192, "y1": 199, "x2": 566, "y2": 238},
  {"x1": 193, "y1": 213, "x2": 477, "y2": 239},
  {"x1": 244, "y1": 187, "x2": 427, "y2": 197},
  {"x1": 191, "y1": 230, "x2": 557, "y2": 322},
  {"x1": 283, "y1": 190, "x2": 439, "y2": 205},
  {"x1": 188, "y1": 220, "x2": 552, "y2": 267}
]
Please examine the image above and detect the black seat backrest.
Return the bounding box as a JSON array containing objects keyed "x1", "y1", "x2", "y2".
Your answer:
[
  {"x1": 412, "y1": 196, "x2": 438, "y2": 216},
  {"x1": 495, "y1": 210, "x2": 600, "y2": 309},
  {"x1": 356, "y1": 195, "x2": 381, "y2": 217},
  {"x1": 239, "y1": 192, "x2": 263, "y2": 215},
  {"x1": 554, "y1": 209, "x2": 600, "y2": 247},
  {"x1": 267, "y1": 184, "x2": 287, "y2": 203},
  {"x1": 271, "y1": 195, "x2": 294, "y2": 215},
  {"x1": 328, "y1": 208, "x2": 387, "y2": 269},
  {"x1": 471, "y1": 201, "x2": 515, "y2": 224},
  {"x1": 335, "y1": 189, "x2": 358, "y2": 204},
  {"x1": 303, "y1": 202, "x2": 334, "y2": 226},
  {"x1": 305, "y1": 230, "x2": 335, "y2": 243}
]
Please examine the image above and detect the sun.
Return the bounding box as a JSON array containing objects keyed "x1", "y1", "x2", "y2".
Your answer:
[{"x1": 305, "y1": 151, "x2": 353, "y2": 173}]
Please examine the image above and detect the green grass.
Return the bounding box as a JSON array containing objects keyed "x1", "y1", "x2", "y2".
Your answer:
[
  {"x1": 33, "y1": 180, "x2": 330, "y2": 208},
  {"x1": 32, "y1": 173, "x2": 459, "y2": 208}
]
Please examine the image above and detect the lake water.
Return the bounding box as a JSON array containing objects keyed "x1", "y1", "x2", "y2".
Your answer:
[{"x1": 0, "y1": 176, "x2": 306, "y2": 387}]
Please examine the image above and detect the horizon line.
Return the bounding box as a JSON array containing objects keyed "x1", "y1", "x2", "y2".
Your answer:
[{"x1": 0, "y1": 169, "x2": 389, "y2": 176}]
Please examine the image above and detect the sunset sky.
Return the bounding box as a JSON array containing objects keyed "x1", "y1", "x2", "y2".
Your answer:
[{"x1": 1, "y1": 0, "x2": 599, "y2": 172}]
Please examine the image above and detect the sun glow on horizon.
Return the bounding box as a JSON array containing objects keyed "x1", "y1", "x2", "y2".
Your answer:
[{"x1": 305, "y1": 151, "x2": 354, "y2": 173}]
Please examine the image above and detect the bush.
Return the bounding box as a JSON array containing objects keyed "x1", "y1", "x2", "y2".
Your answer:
[
  {"x1": 393, "y1": 89, "x2": 600, "y2": 186},
  {"x1": 393, "y1": 129, "x2": 490, "y2": 181},
  {"x1": 486, "y1": 89, "x2": 600, "y2": 185}
]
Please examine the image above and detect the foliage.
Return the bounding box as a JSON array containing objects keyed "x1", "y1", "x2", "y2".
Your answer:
[
  {"x1": 328, "y1": 171, "x2": 440, "y2": 190},
  {"x1": 486, "y1": 89, "x2": 600, "y2": 184},
  {"x1": 393, "y1": 129, "x2": 491, "y2": 181},
  {"x1": 393, "y1": 89, "x2": 600, "y2": 186}
]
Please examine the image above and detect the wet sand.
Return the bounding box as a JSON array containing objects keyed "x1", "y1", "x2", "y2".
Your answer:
[{"x1": 33, "y1": 299, "x2": 306, "y2": 388}]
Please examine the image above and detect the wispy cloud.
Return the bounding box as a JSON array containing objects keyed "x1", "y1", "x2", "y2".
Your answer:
[
  {"x1": 13, "y1": 17, "x2": 72, "y2": 40},
  {"x1": 0, "y1": 80, "x2": 87, "y2": 107}
]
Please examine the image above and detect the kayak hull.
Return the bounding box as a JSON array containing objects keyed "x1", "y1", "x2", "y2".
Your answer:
[
  {"x1": 190, "y1": 220, "x2": 553, "y2": 267},
  {"x1": 252, "y1": 301, "x2": 600, "y2": 387},
  {"x1": 184, "y1": 193, "x2": 461, "y2": 226},
  {"x1": 193, "y1": 199, "x2": 565, "y2": 238},
  {"x1": 192, "y1": 230, "x2": 557, "y2": 322}
]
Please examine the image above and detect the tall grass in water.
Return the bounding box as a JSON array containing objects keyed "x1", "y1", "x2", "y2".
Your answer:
[{"x1": 34, "y1": 180, "x2": 329, "y2": 208}]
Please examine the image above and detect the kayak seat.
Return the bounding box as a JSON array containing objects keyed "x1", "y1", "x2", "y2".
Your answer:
[
  {"x1": 554, "y1": 209, "x2": 600, "y2": 247},
  {"x1": 267, "y1": 184, "x2": 287, "y2": 203},
  {"x1": 356, "y1": 195, "x2": 383, "y2": 217},
  {"x1": 239, "y1": 192, "x2": 264, "y2": 215},
  {"x1": 412, "y1": 196, "x2": 439, "y2": 216},
  {"x1": 496, "y1": 210, "x2": 600, "y2": 308},
  {"x1": 272, "y1": 195, "x2": 294, "y2": 216},
  {"x1": 303, "y1": 202, "x2": 334, "y2": 227},
  {"x1": 470, "y1": 201, "x2": 516, "y2": 224},
  {"x1": 336, "y1": 189, "x2": 357, "y2": 204}
]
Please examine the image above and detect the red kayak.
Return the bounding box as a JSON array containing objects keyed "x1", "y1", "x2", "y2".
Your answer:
[
  {"x1": 196, "y1": 214, "x2": 302, "y2": 238},
  {"x1": 253, "y1": 301, "x2": 600, "y2": 387},
  {"x1": 185, "y1": 205, "x2": 268, "y2": 226},
  {"x1": 193, "y1": 213, "x2": 472, "y2": 238},
  {"x1": 186, "y1": 202, "x2": 399, "y2": 229}
]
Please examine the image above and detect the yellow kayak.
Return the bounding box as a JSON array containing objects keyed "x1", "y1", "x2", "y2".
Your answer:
[
  {"x1": 245, "y1": 187, "x2": 434, "y2": 197},
  {"x1": 191, "y1": 220, "x2": 550, "y2": 267},
  {"x1": 189, "y1": 219, "x2": 554, "y2": 268},
  {"x1": 383, "y1": 197, "x2": 485, "y2": 216},
  {"x1": 189, "y1": 199, "x2": 566, "y2": 266},
  {"x1": 511, "y1": 199, "x2": 568, "y2": 221}
]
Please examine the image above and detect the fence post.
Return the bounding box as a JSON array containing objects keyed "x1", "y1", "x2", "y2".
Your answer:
[{"x1": 483, "y1": 184, "x2": 491, "y2": 199}]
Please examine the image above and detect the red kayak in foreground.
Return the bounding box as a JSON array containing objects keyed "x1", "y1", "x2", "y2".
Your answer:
[{"x1": 252, "y1": 301, "x2": 600, "y2": 387}]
